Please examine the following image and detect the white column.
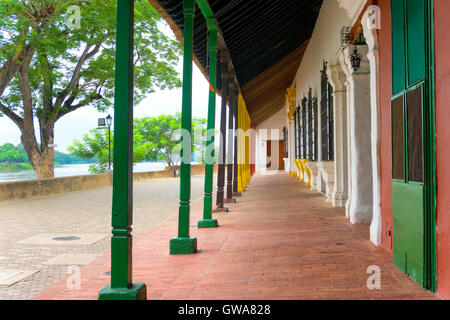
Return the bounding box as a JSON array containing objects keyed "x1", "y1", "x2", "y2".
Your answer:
[
  {"x1": 328, "y1": 64, "x2": 349, "y2": 208},
  {"x1": 363, "y1": 8, "x2": 382, "y2": 246},
  {"x1": 345, "y1": 78, "x2": 352, "y2": 218},
  {"x1": 343, "y1": 45, "x2": 373, "y2": 225},
  {"x1": 339, "y1": 52, "x2": 353, "y2": 218}
]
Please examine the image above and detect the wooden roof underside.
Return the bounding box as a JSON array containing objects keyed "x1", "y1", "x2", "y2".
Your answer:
[
  {"x1": 242, "y1": 41, "x2": 308, "y2": 125},
  {"x1": 148, "y1": 0, "x2": 323, "y2": 126}
]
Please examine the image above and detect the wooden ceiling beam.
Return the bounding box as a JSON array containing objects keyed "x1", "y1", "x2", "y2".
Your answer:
[{"x1": 241, "y1": 40, "x2": 308, "y2": 125}]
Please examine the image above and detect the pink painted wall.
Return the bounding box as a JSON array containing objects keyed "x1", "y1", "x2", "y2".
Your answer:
[
  {"x1": 378, "y1": 0, "x2": 450, "y2": 297},
  {"x1": 434, "y1": 0, "x2": 450, "y2": 300},
  {"x1": 378, "y1": 0, "x2": 394, "y2": 254}
]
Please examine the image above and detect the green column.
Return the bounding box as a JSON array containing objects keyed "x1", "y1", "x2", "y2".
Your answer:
[
  {"x1": 170, "y1": 0, "x2": 197, "y2": 255},
  {"x1": 198, "y1": 22, "x2": 219, "y2": 229},
  {"x1": 98, "y1": 0, "x2": 146, "y2": 300}
]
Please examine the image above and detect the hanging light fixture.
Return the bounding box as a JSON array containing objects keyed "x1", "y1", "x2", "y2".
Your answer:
[{"x1": 350, "y1": 46, "x2": 362, "y2": 72}]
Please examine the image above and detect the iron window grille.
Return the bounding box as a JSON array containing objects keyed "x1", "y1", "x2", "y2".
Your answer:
[
  {"x1": 313, "y1": 97, "x2": 318, "y2": 161},
  {"x1": 301, "y1": 97, "x2": 307, "y2": 159},
  {"x1": 307, "y1": 88, "x2": 318, "y2": 161},
  {"x1": 307, "y1": 90, "x2": 313, "y2": 160},
  {"x1": 320, "y1": 61, "x2": 334, "y2": 161},
  {"x1": 293, "y1": 110, "x2": 298, "y2": 159},
  {"x1": 328, "y1": 82, "x2": 334, "y2": 161},
  {"x1": 283, "y1": 126, "x2": 288, "y2": 158}
]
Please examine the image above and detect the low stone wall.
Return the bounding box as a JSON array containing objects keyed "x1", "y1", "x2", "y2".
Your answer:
[
  {"x1": 0, "y1": 173, "x2": 112, "y2": 202},
  {"x1": 0, "y1": 164, "x2": 216, "y2": 202}
]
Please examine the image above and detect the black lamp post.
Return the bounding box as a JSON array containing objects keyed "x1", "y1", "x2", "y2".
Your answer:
[{"x1": 105, "y1": 114, "x2": 113, "y2": 170}]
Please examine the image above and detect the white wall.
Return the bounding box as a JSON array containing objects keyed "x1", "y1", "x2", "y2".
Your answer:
[
  {"x1": 337, "y1": 0, "x2": 368, "y2": 25},
  {"x1": 255, "y1": 107, "x2": 287, "y2": 172},
  {"x1": 252, "y1": 0, "x2": 369, "y2": 174},
  {"x1": 295, "y1": 1, "x2": 356, "y2": 163},
  {"x1": 295, "y1": 0, "x2": 353, "y2": 107}
]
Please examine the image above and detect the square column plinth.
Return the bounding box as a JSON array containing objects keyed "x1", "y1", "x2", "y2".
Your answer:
[
  {"x1": 98, "y1": 283, "x2": 146, "y2": 300},
  {"x1": 170, "y1": 237, "x2": 197, "y2": 255},
  {"x1": 198, "y1": 219, "x2": 219, "y2": 229}
]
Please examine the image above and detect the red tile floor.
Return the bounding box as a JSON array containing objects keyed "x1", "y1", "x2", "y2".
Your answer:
[{"x1": 34, "y1": 172, "x2": 440, "y2": 300}]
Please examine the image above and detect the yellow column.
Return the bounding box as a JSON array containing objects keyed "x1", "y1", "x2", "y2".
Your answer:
[
  {"x1": 244, "y1": 95, "x2": 250, "y2": 188},
  {"x1": 286, "y1": 88, "x2": 300, "y2": 179},
  {"x1": 238, "y1": 95, "x2": 243, "y2": 192},
  {"x1": 238, "y1": 94, "x2": 251, "y2": 192}
]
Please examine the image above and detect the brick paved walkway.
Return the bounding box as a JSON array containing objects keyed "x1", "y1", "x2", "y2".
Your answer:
[
  {"x1": 0, "y1": 175, "x2": 208, "y2": 300},
  {"x1": 34, "y1": 172, "x2": 439, "y2": 300}
]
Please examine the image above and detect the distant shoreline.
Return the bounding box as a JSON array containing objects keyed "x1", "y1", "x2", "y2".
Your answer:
[
  {"x1": 0, "y1": 162, "x2": 168, "y2": 183},
  {"x1": 0, "y1": 163, "x2": 33, "y2": 172},
  {"x1": 0, "y1": 162, "x2": 92, "y2": 173}
]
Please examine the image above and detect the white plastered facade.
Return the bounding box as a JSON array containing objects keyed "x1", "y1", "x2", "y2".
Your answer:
[{"x1": 253, "y1": 0, "x2": 383, "y2": 246}]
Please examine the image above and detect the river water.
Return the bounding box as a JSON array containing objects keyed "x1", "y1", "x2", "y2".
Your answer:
[{"x1": 0, "y1": 162, "x2": 167, "y2": 183}]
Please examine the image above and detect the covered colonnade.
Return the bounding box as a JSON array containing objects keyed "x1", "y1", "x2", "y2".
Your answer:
[{"x1": 97, "y1": 0, "x2": 449, "y2": 300}]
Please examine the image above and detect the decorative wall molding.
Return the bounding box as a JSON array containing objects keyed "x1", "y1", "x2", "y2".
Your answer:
[
  {"x1": 328, "y1": 64, "x2": 349, "y2": 208},
  {"x1": 337, "y1": 0, "x2": 368, "y2": 25}
]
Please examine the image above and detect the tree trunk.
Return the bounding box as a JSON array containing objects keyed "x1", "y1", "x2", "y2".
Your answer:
[
  {"x1": 33, "y1": 152, "x2": 55, "y2": 179},
  {"x1": 20, "y1": 121, "x2": 55, "y2": 179}
]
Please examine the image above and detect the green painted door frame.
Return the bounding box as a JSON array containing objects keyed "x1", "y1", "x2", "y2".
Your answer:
[
  {"x1": 98, "y1": 0, "x2": 146, "y2": 300},
  {"x1": 390, "y1": 0, "x2": 436, "y2": 291},
  {"x1": 424, "y1": 0, "x2": 436, "y2": 291}
]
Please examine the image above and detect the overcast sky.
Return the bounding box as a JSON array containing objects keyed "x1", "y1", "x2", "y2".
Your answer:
[{"x1": 0, "y1": 23, "x2": 224, "y2": 153}]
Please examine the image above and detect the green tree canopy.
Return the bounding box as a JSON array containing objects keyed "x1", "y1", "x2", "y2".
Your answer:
[
  {"x1": 0, "y1": 142, "x2": 89, "y2": 165},
  {"x1": 69, "y1": 114, "x2": 207, "y2": 174},
  {"x1": 135, "y1": 113, "x2": 207, "y2": 167},
  {"x1": 0, "y1": 143, "x2": 28, "y2": 163},
  {"x1": 68, "y1": 128, "x2": 149, "y2": 173},
  {"x1": 0, "y1": 0, "x2": 182, "y2": 178}
]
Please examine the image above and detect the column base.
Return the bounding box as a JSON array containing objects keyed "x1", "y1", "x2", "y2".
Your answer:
[
  {"x1": 224, "y1": 198, "x2": 237, "y2": 204},
  {"x1": 213, "y1": 207, "x2": 229, "y2": 213},
  {"x1": 170, "y1": 237, "x2": 197, "y2": 255},
  {"x1": 98, "y1": 282, "x2": 147, "y2": 300},
  {"x1": 332, "y1": 191, "x2": 348, "y2": 208},
  {"x1": 232, "y1": 192, "x2": 242, "y2": 197},
  {"x1": 198, "y1": 219, "x2": 219, "y2": 229}
]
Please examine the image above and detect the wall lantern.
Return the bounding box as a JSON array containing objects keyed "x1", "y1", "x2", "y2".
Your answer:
[
  {"x1": 106, "y1": 114, "x2": 113, "y2": 126},
  {"x1": 98, "y1": 118, "x2": 106, "y2": 127},
  {"x1": 350, "y1": 46, "x2": 362, "y2": 72},
  {"x1": 98, "y1": 114, "x2": 113, "y2": 170}
]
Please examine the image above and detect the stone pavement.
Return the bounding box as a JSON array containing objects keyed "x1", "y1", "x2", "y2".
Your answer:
[
  {"x1": 34, "y1": 172, "x2": 440, "y2": 300},
  {"x1": 0, "y1": 175, "x2": 208, "y2": 300}
]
